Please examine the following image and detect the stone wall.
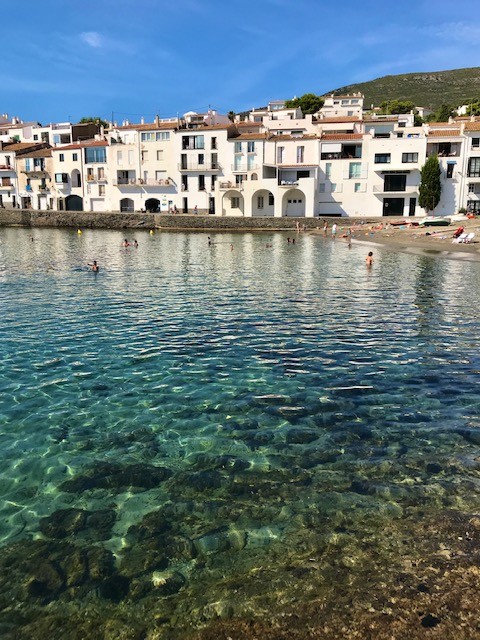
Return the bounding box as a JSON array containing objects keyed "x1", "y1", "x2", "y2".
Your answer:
[{"x1": 0, "y1": 209, "x2": 385, "y2": 231}]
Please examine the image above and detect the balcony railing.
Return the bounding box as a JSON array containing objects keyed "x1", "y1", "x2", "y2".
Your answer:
[
  {"x1": 218, "y1": 181, "x2": 243, "y2": 191},
  {"x1": 178, "y1": 162, "x2": 221, "y2": 172},
  {"x1": 23, "y1": 167, "x2": 47, "y2": 174},
  {"x1": 87, "y1": 174, "x2": 107, "y2": 182},
  {"x1": 0, "y1": 181, "x2": 13, "y2": 189},
  {"x1": 0, "y1": 165, "x2": 12, "y2": 171},
  {"x1": 38, "y1": 187, "x2": 50, "y2": 193},
  {"x1": 231, "y1": 164, "x2": 259, "y2": 172},
  {"x1": 373, "y1": 184, "x2": 418, "y2": 193},
  {"x1": 278, "y1": 180, "x2": 299, "y2": 187},
  {"x1": 113, "y1": 178, "x2": 172, "y2": 187}
]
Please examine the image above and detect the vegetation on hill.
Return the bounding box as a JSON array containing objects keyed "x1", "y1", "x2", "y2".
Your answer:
[
  {"x1": 284, "y1": 93, "x2": 324, "y2": 114},
  {"x1": 328, "y1": 67, "x2": 480, "y2": 110},
  {"x1": 78, "y1": 117, "x2": 109, "y2": 128}
]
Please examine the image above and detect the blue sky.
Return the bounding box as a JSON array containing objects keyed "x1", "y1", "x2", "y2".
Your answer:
[{"x1": 4, "y1": 0, "x2": 480, "y2": 124}]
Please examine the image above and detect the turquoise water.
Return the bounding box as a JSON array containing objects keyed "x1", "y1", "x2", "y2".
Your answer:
[{"x1": 1, "y1": 227, "x2": 480, "y2": 637}]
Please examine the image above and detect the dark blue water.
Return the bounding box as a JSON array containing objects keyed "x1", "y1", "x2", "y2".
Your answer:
[{"x1": 1, "y1": 227, "x2": 479, "y2": 638}]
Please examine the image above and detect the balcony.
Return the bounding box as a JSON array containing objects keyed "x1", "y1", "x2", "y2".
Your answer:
[
  {"x1": 231, "y1": 163, "x2": 259, "y2": 172},
  {"x1": 373, "y1": 184, "x2": 418, "y2": 194},
  {"x1": 342, "y1": 170, "x2": 368, "y2": 180},
  {"x1": 278, "y1": 180, "x2": 299, "y2": 187},
  {"x1": 38, "y1": 186, "x2": 50, "y2": 193},
  {"x1": 218, "y1": 181, "x2": 243, "y2": 191},
  {"x1": 0, "y1": 165, "x2": 12, "y2": 171},
  {"x1": 178, "y1": 162, "x2": 221, "y2": 172},
  {"x1": 23, "y1": 167, "x2": 48, "y2": 175},
  {"x1": 0, "y1": 181, "x2": 13, "y2": 189}
]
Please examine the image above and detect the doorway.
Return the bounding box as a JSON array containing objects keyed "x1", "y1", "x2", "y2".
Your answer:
[{"x1": 383, "y1": 198, "x2": 404, "y2": 216}]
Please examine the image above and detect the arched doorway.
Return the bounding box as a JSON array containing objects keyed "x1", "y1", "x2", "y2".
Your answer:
[
  {"x1": 145, "y1": 198, "x2": 160, "y2": 213},
  {"x1": 120, "y1": 198, "x2": 134, "y2": 213},
  {"x1": 252, "y1": 189, "x2": 274, "y2": 216},
  {"x1": 66, "y1": 195, "x2": 83, "y2": 211},
  {"x1": 282, "y1": 189, "x2": 306, "y2": 217},
  {"x1": 71, "y1": 169, "x2": 81, "y2": 188},
  {"x1": 221, "y1": 190, "x2": 244, "y2": 216}
]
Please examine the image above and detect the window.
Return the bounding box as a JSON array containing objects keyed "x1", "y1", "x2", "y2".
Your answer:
[
  {"x1": 231, "y1": 197, "x2": 240, "y2": 208},
  {"x1": 72, "y1": 153, "x2": 78, "y2": 161},
  {"x1": 141, "y1": 150, "x2": 148, "y2": 162},
  {"x1": 354, "y1": 182, "x2": 361, "y2": 192},
  {"x1": 99, "y1": 185, "x2": 105, "y2": 196},
  {"x1": 55, "y1": 173, "x2": 68, "y2": 183},
  {"x1": 297, "y1": 146, "x2": 304, "y2": 163},
  {"x1": 257, "y1": 196, "x2": 264, "y2": 209},
  {"x1": 375, "y1": 153, "x2": 391, "y2": 164},
  {"x1": 247, "y1": 155, "x2": 255, "y2": 170},
  {"x1": 331, "y1": 183, "x2": 337, "y2": 192},
  {"x1": 402, "y1": 152, "x2": 418, "y2": 163},
  {"x1": 468, "y1": 157, "x2": 480, "y2": 177},
  {"x1": 141, "y1": 132, "x2": 155, "y2": 142},
  {"x1": 87, "y1": 168, "x2": 94, "y2": 181},
  {"x1": 211, "y1": 153, "x2": 218, "y2": 169},
  {"x1": 158, "y1": 132, "x2": 170, "y2": 141},
  {"x1": 268, "y1": 193, "x2": 274, "y2": 206},
  {"x1": 211, "y1": 137, "x2": 217, "y2": 150},
  {"x1": 53, "y1": 135, "x2": 61, "y2": 145},
  {"x1": 199, "y1": 175, "x2": 205, "y2": 191},
  {"x1": 277, "y1": 146, "x2": 284, "y2": 164},
  {"x1": 325, "y1": 162, "x2": 332, "y2": 179},
  {"x1": 59, "y1": 154, "x2": 64, "y2": 162},
  {"x1": 349, "y1": 162, "x2": 361, "y2": 179},
  {"x1": 117, "y1": 150, "x2": 123, "y2": 164},
  {"x1": 198, "y1": 154, "x2": 204, "y2": 165},
  {"x1": 128, "y1": 150, "x2": 134, "y2": 165},
  {"x1": 157, "y1": 150, "x2": 163, "y2": 161},
  {"x1": 25, "y1": 159, "x2": 31, "y2": 171},
  {"x1": 235, "y1": 174, "x2": 246, "y2": 185},
  {"x1": 472, "y1": 138, "x2": 480, "y2": 148},
  {"x1": 85, "y1": 147, "x2": 106, "y2": 163},
  {"x1": 211, "y1": 175, "x2": 216, "y2": 190},
  {"x1": 446, "y1": 164, "x2": 454, "y2": 179},
  {"x1": 33, "y1": 134, "x2": 38, "y2": 140},
  {"x1": 384, "y1": 174, "x2": 406, "y2": 191},
  {"x1": 468, "y1": 183, "x2": 475, "y2": 193},
  {"x1": 319, "y1": 183, "x2": 326, "y2": 193},
  {"x1": 182, "y1": 175, "x2": 188, "y2": 191},
  {"x1": 234, "y1": 141, "x2": 242, "y2": 153},
  {"x1": 98, "y1": 167, "x2": 105, "y2": 179},
  {"x1": 182, "y1": 135, "x2": 204, "y2": 150},
  {"x1": 247, "y1": 141, "x2": 255, "y2": 153}
]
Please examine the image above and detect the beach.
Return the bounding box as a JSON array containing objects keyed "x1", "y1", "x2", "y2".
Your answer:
[{"x1": 313, "y1": 218, "x2": 480, "y2": 260}]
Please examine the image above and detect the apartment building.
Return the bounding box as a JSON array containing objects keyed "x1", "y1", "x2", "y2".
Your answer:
[{"x1": 1, "y1": 100, "x2": 480, "y2": 218}]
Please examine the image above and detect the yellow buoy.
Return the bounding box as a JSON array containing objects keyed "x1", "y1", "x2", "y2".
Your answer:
[
  {"x1": 77, "y1": 229, "x2": 82, "y2": 235},
  {"x1": 149, "y1": 229, "x2": 154, "y2": 235}
]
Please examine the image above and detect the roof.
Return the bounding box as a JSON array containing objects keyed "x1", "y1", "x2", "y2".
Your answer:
[
  {"x1": 271, "y1": 134, "x2": 318, "y2": 141},
  {"x1": 464, "y1": 122, "x2": 480, "y2": 131},
  {"x1": 426, "y1": 122, "x2": 451, "y2": 127},
  {"x1": 364, "y1": 115, "x2": 398, "y2": 123},
  {"x1": 185, "y1": 123, "x2": 233, "y2": 131},
  {"x1": 317, "y1": 116, "x2": 361, "y2": 123},
  {"x1": 115, "y1": 121, "x2": 178, "y2": 131},
  {"x1": 2, "y1": 142, "x2": 47, "y2": 152},
  {"x1": 321, "y1": 133, "x2": 363, "y2": 141},
  {"x1": 427, "y1": 129, "x2": 460, "y2": 137},
  {"x1": 17, "y1": 148, "x2": 52, "y2": 158},
  {"x1": 235, "y1": 121, "x2": 263, "y2": 127},
  {"x1": 231, "y1": 133, "x2": 267, "y2": 140},
  {"x1": 51, "y1": 139, "x2": 108, "y2": 151}
]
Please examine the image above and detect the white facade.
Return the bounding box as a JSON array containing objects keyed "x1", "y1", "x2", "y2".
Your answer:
[{"x1": 2, "y1": 102, "x2": 480, "y2": 217}]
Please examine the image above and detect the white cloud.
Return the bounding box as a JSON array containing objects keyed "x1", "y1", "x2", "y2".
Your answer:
[{"x1": 80, "y1": 31, "x2": 103, "y2": 48}]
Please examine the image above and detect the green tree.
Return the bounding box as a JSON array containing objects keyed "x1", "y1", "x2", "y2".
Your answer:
[
  {"x1": 465, "y1": 100, "x2": 480, "y2": 116},
  {"x1": 78, "y1": 116, "x2": 109, "y2": 128},
  {"x1": 284, "y1": 93, "x2": 324, "y2": 115},
  {"x1": 432, "y1": 103, "x2": 455, "y2": 122},
  {"x1": 419, "y1": 154, "x2": 442, "y2": 213},
  {"x1": 227, "y1": 110, "x2": 236, "y2": 122},
  {"x1": 379, "y1": 99, "x2": 416, "y2": 114}
]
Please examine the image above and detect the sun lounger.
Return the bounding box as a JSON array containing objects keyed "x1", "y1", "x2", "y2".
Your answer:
[
  {"x1": 452, "y1": 232, "x2": 468, "y2": 243},
  {"x1": 464, "y1": 232, "x2": 475, "y2": 243}
]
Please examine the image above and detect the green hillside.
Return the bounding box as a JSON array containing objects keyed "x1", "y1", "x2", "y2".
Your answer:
[{"x1": 327, "y1": 67, "x2": 480, "y2": 110}]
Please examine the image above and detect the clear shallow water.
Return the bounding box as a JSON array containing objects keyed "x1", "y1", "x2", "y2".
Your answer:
[{"x1": 1, "y1": 227, "x2": 480, "y2": 637}]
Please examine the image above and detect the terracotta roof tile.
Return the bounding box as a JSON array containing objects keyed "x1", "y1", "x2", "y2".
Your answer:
[
  {"x1": 321, "y1": 133, "x2": 363, "y2": 141},
  {"x1": 427, "y1": 129, "x2": 460, "y2": 137},
  {"x1": 231, "y1": 133, "x2": 267, "y2": 140},
  {"x1": 317, "y1": 116, "x2": 361, "y2": 123},
  {"x1": 464, "y1": 122, "x2": 480, "y2": 131},
  {"x1": 271, "y1": 134, "x2": 318, "y2": 141},
  {"x1": 17, "y1": 148, "x2": 52, "y2": 158},
  {"x1": 2, "y1": 142, "x2": 48, "y2": 152},
  {"x1": 52, "y1": 139, "x2": 108, "y2": 151},
  {"x1": 115, "y1": 121, "x2": 178, "y2": 131}
]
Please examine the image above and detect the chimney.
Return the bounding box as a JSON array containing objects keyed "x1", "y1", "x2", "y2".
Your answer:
[
  {"x1": 155, "y1": 115, "x2": 160, "y2": 126},
  {"x1": 141, "y1": 117, "x2": 145, "y2": 125}
]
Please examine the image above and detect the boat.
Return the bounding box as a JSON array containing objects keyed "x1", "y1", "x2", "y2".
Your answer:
[{"x1": 419, "y1": 216, "x2": 451, "y2": 227}]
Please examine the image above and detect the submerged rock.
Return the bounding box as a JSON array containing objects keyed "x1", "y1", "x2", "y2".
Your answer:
[
  {"x1": 286, "y1": 429, "x2": 318, "y2": 444},
  {"x1": 60, "y1": 461, "x2": 172, "y2": 493},
  {"x1": 39, "y1": 508, "x2": 116, "y2": 541}
]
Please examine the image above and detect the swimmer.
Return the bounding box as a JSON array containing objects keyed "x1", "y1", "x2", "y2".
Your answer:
[
  {"x1": 88, "y1": 260, "x2": 99, "y2": 272},
  {"x1": 230, "y1": 243, "x2": 234, "y2": 251},
  {"x1": 123, "y1": 239, "x2": 130, "y2": 247},
  {"x1": 208, "y1": 236, "x2": 213, "y2": 246},
  {"x1": 133, "y1": 240, "x2": 138, "y2": 248},
  {"x1": 366, "y1": 251, "x2": 373, "y2": 266}
]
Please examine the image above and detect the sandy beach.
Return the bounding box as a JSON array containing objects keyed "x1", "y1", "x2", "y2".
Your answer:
[{"x1": 313, "y1": 218, "x2": 480, "y2": 261}]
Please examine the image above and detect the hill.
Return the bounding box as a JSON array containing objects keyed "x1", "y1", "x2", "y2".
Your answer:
[{"x1": 328, "y1": 67, "x2": 480, "y2": 109}]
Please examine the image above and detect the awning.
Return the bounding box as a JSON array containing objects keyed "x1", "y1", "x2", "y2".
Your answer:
[{"x1": 321, "y1": 143, "x2": 342, "y2": 153}]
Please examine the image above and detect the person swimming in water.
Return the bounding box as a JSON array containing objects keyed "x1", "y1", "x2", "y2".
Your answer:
[
  {"x1": 366, "y1": 251, "x2": 374, "y2": 266},
  {"x1": 88, "y1": 260, "x2": 99, "y2": 272}
]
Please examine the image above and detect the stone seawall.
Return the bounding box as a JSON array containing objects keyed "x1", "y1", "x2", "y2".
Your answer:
[{"x1": 0, "y1": 209, "x2": 385, "y2": 231}]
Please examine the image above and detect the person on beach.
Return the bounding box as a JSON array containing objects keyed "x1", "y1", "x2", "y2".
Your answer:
[
  {"x1": 366, "y1": 251, "x2": 374, "y2": 266},
  {"x1": 88, "y1": 260, "x2": 99, "y2": 272},
  {"x1": 194, "y1": 205, "x2": 198, "y2": 214},
  {"x1": 323, "y1": 220, "x2": 328, "y2": 235},
  {"x1": 331, "y1": 223, "x2": 337, "y2": 238}
]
